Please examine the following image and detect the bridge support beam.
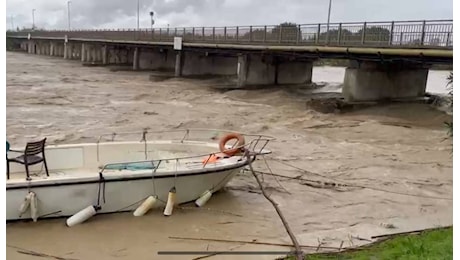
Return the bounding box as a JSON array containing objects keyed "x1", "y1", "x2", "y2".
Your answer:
[
  {"x1": 343, "y1": 61, "x2": 429, "y2": 102},
  {"x1": 237, "y1": 54, "x2": 313, "y2": 87}
]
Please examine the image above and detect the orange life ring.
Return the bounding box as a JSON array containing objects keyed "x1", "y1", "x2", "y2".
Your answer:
[{"x1": 219, "y1": 133, "x2": 245, "y2": 156}]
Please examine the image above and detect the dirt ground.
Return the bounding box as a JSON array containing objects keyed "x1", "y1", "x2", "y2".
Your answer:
[{"x1": 6, "y1": 51, "x2": 453, "y2": 260}]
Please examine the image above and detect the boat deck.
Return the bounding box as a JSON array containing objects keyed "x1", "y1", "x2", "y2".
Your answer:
[{"x1": 6, "y1": 155, "x2": 246, "y2": 184}]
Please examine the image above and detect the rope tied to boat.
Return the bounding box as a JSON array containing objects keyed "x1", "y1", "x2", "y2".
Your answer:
[{"x1": 97, "y1": 171, "x2": 106, "y2": 206}]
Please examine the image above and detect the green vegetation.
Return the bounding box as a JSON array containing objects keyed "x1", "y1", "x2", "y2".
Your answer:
[{"x1": 282, "y1": 227, "x2": 452, "y2": 260}]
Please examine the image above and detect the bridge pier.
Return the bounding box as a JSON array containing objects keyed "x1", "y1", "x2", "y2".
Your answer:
[
  {"x1": 343, "y1": 61, "x2": 429, "y2": 102},
  {"x1": 175, "y1": 51, "x2": 182, "y2": 77},
  {"x1": 102, "y1": 45, "x2": 108, "y2": 65},
  {"x1": 133, "y1": 47, "x2": 140, "y2": 70},
  {"x1": 237, "y1": 54, "x2": 313, "y2": 87},
  {"x1": 179, "y1": 51, "x2": 238, "y2": 77},
  {"x1": 138, "y1": 48, "x2": 175, "y2": 71}
]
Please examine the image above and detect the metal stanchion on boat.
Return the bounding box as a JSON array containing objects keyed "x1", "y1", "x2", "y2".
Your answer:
[
  {"x1": 133, "y1": 195, "x2": 158, "y2": 217},
  {"x1": 195, "y1": 190, "x2": 213, "y2": 207},
  {"x1": 66, "y1": 205, "x2": 101, "y2": 227},
  {"x1": 163, "y1": 187, "x2": 176, "y2": 216}
]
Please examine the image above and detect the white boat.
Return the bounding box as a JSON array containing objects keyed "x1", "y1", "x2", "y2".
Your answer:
[{"x1": 6, "y1": 129, "x2": 273, "y2": 224}]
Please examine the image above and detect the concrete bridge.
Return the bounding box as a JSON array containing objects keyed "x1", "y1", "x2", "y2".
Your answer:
[{"x1": 6, "y1": 19, "x2": 453, "y2": 102}]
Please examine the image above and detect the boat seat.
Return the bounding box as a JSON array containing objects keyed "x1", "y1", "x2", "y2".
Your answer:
[
  {"x1": 9, "y1": 155, "x2": 44, "y2": 165},
  {"x1": 6, "y1": 138, "x2": 49, "y2": 180}
]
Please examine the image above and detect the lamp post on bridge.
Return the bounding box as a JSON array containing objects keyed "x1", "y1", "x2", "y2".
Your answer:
[
  {"x1": 32, "y1": 8, "x2": 36, "y2": 30},
  {"x1": 67, "y1": 1, "x2": 72, "y2": 30},
  {"x1": 137, "y1": 0, "x2": 140, "y2": 31},
  {"x1": 150, "y1": 11, "x2": 155, "y2": 30},
  {"x1": 326, "y1": 0, "x2": 332, "y2": 44}
]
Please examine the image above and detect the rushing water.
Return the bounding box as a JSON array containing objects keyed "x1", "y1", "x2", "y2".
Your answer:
[{"x1": 6, "y1": 52, "x2": 452, "y2": 260}]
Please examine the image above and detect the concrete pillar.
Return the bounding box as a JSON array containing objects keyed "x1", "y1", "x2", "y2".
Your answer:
[
  {"x1": 237, "y1": 54, "x2": 275, "y2": 86},
  {"x1": 49, "y1": 42, "x2": 54, "y2": 56},
  {"x1": 102, "y1": 45, "x2": 108, "y2": 65},
  {"x1": 180, "y1": 51, "x2": 238, "y2": 76},
  {"x1": 175, "y1": 51, "x2": 182, "y2": 77},
  {"x1": 81, "y1": 43, "x2": 86, "y2": 62},
  {"x1": 63, "y1": 43, "x2": 68, "y2": 59},
  {"x1": 342, "y1": 61, "x2": 429, "y2": 102},
  {"x1": 237, "y1": 54, "x2": 248, "y2": 87},
  {"x1": 91, "y1": 46, "x2": 97, "y2": 62},
  {"x1": 86, "y1": 45, "x2": 92, "y2": 62},
  {"x1": 137, "y1": 49, "x2": 175, "y2": 70},
  {"x1": 133, "y1": 47, "x2": 140, "y2": 70},
  {"x1": 276, "y1": 60, "x2": 313, "y2": 85}
]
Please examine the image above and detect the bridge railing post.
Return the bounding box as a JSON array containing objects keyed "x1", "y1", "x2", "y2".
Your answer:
[
  {"x1": 296, "y1": 25, "x2": 300, "y2": 44},
  {"x1": 278, "y1": 25, "x2": 282, "y2": 43},
  {"x1": 213, "y1": 27, "x2": 216, "y2": 42},
  {"x1": 361, "y1": 22, "x2": 367, "y2": 45},
  {"x1": 316, "y1": 24, "x2": 321, "y2": 44},
  {"x1": 159, "y1": 28, "x2": 162, "y2": 41},
  {"x1": 263, "y1": 26, "x2": 267, "y2": 43},
  {"x1": 249, "y1": 26, "x2": 253, "y2": 42},
  {"x1": 224, "y1": 27, "x2": 227, "y2": 41},
  {"x1": 192, "y1": 27, "x2": 195, "y2": 41},
  {"x1": 338, "y1": 23, "x2": 342, "y2": 45},
  {"x1": 420, "y1": 20, "x2": 426, "y2": 46},
  {"x1": 236, "y1": 26, "x2": 239, "y2": 42},
  {"x1": 446, "y1": 32, "x2": 451, "y2": 47},
  {"x1": 389, "y1": 21, "x2": 394, "y2": 46},
  {"x1": 202, "y1": 27, "x2": 205, "y2": 41}
]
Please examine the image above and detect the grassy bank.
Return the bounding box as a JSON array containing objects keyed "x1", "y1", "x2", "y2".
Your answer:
[{"x1": 283, "y1": 227, "x2": 452, "y2": 260}]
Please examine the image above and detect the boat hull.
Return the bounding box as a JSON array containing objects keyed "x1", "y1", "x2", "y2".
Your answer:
[{"x1": 6, "y1": 167, "x2": 242, "y2": 221}]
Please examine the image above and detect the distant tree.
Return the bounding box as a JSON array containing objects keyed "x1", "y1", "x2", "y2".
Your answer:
[
  {"x1": 271, "y1": 22, "x2": 300, "y2": 42},
  {"x1": 357, "y1": 26, "x2": 391, "y2": 43}
]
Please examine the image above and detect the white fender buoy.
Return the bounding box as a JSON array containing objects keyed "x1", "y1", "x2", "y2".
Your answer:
[
  {"x1": 30, "y1": 192, "x2": 38, "y2": 222},
  {"x1": 66, "y1": 205, "x2": 101, "y2": 227},
  {"x1": 163, "y1": 187, "x2": 176, "y2": 216},
  {"x1": 195, "y1": 190, "x2": 213, "y2": 207},
  {"x1": 133, "y1": 196, "x2": 157, "y2": 217},
  {"x1": 18, "y1": 192, "x2": 33, "y2": 217}
]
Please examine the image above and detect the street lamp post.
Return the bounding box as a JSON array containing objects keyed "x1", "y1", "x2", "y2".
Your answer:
[
  {"x1": 67, "y1": 1, "x2": 71, "y2": 30},
  {"x1": 137, "y1": 0, "x2": 140, "y2": 30},
  {"x1": 10, "y1": 16, "x2": 15, "y2": 31},
  {"x1": 326, "y1": 0, "x2": 332, "y2": 44},
  {"x1": 32, "y1": 9, "x2": 36, "y2": 30},
  {"x1": 149, "y1": 11, "x2": 155, "y2": 30}
]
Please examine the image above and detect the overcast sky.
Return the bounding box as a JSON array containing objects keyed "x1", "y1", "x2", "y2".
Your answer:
[{"x1": 6, "y1": 0, "x2": 453, "y2": 30}]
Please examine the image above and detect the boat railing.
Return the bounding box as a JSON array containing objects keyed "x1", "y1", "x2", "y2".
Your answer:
[{"x1": 95, "y1": 128, "x2": 275, "y2": 173}]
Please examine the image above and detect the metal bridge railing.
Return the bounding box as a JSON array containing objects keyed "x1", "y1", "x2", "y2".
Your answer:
[{"x1": 6, "y1": 19, "x2": 453, "y2": 48}]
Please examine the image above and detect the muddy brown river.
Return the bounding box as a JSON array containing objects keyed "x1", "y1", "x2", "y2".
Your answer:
[{"x1": 6, "y1": 52, "x2": 453, "y2": 260}]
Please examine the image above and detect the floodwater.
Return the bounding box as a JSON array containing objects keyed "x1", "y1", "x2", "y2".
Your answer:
[{"x1": 6, "y1": 52, "x2": 453, "y2": 260}]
